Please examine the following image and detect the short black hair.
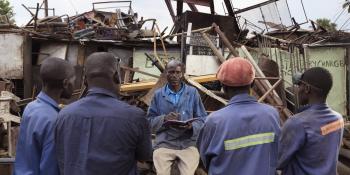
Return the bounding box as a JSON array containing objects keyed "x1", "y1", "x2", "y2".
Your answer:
[
  {"x1": 40, "y1": 57, "x2": 74, "y2": 89},
  {"x1": 85, "y1": 52, "x2": 118, "y2": 79},
  {"x1": 301, "y1": 67, "x2": 333, "y2": 97}
]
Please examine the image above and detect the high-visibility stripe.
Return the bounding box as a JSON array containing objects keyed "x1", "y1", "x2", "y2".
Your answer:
[
  {"x1": 224, "y1": 132, "x2": 275, "y2": 151},
  {"x1": 321, "y1": 118, "x2": 344, "y2": 136}
]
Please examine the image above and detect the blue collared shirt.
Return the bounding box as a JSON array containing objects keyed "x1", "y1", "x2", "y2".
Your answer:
[
  {"x1": 197, "y1": 93, "x2": 281, "y2": 175},
  {"x1": 147, "y1": 83, "x2": 207, "y2": 150},
  {"x1": 14, "y1": 91, "x2": 60, "y2": 175},
  {"x1": 55, "y1": 87, "x2": 152, "y2": 175},
  {"x1": 165, "y1": 83, "x2": 184, "y2": 105},
  {"x1": 278, "y1": 103, "x2": 344, "y2": 175}
]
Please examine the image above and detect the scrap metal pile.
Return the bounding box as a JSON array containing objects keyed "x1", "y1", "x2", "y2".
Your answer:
[{"x1": 18, "y1": 1, "x2": 156, "y2": 41}]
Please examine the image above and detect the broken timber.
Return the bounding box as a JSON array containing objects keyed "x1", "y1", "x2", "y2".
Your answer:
[{"x1": 120, "y1": 74, "x2": 217, "y2": 92}]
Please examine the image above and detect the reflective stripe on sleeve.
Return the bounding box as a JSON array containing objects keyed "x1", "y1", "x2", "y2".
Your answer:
[{"x1": 224, "y1": 132, "x2": 275, "y2": 151}]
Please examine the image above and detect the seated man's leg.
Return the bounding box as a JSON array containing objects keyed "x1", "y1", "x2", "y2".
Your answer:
[
  {"x1": 176, "y1": 146, "x2": 200, "y2": 175},
  {"x1": 153, "y1": 148, "x2": 177, "y2": 175}
]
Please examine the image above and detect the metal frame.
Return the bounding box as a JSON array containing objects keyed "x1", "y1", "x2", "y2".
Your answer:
[
  {"x1": 27, "y1": 7, "x2": 55, "y2": 16},
  {"x1": 92, "y1": 1, "x2": 132, "y2": 13}
]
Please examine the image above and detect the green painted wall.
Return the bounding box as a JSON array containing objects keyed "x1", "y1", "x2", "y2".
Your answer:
[{"x1": 305, "y1": 47, "x2": 347, "y2": 115}]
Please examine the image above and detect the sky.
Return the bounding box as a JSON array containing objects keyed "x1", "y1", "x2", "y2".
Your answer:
[{"x1": 8, "y1": 0, "x2": 350, "y2": 32}]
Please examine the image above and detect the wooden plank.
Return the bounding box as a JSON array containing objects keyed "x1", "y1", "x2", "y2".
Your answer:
[
  {"x1": 140, "y1": 73, "x2": 168, "y2": 106},
  {"x1": 201, "y1": 32, "x2": 226, "y2": 63},
  {"x1": 241, "y1": 45, "x2": 292, "y2": 117},
  {"x1": 121, "y1": 81, "x2": 156, "y2": 92},
  {"x1": 121, "y1": 66, "x2": 160, "y2": 79},
  {"x1": 191, "y1": 74, "x2": 217, "y2": 83},
  {"x1": 120, "y1": 74, "x2": 218, "y2": 92},
  {"x1": 185, "y1": 75, "x2": 228, "y2": 105}
]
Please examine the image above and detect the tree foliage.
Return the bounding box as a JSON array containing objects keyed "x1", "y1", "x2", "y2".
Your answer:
[
  {"x1": 0, "y1": 0, "x2": 14, "y2": 23},
  {"x1": 316, "y1": 18, "x2": 337, "y2": 32}
]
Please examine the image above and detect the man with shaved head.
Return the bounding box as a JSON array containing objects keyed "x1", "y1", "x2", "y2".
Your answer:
[
  {"x1": 14, "y1": 57, "x2": 75, "y2": 175},
  {"x1": 55, "y1": 52, "x2": 152, "y2": 175},
  {"x1": 148, "y1": 59, "x2": 207, "y2": 175}
]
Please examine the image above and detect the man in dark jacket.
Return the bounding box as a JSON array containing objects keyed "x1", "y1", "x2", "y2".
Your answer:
[
  {"x1": 147, "y1": 60, "x2": 207, "y2": 175},
  {"x1": 55, "y1": 52, "x2": 152, "y2": 175},
  {"x1": 278, "y1": 67, "x2": 344, "y2": 175}
]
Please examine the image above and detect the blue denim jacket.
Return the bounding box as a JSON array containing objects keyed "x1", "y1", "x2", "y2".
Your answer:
[{"x1": 147, "y1": 84, "x2": 207, "y2": 150}]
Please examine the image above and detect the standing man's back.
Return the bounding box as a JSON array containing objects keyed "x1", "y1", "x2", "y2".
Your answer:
[
  {"x1": 14, "y1": 57, "x2": 75, "y2": 175},
  {"x1": 55, "y1": 52, "x2": 152, "y2": 175},
  {"x1": 202, "y1": 96, "x2": 280, "y2": 175},
  {"x1": 278, "y1": 67, "x2": 344, "y2": 175},
  {"x1": 197, "y1": 57, "x2": 281, "y2": 175}
]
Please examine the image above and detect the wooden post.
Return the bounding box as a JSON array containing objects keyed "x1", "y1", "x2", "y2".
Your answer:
[
  {"x1": 212, "y1": 23, "x2": 239, "y2": 57},
  {"x1": 241, "y1": 45, "x2": 292, "y2": 117},
  {"x1": 258, "y1": 79, "x2": 282, "y2": 102},
  {"x1": 7, "y1": 122, "x2": 11, "y2": 157},
  {"x1": 201, "y1": 32, "x2": 226, "y2": 63},
  {"x1": 155, "y1": 23, "x2": 169, "y2": 60},
  {"x1": 185, "y1": 75, "x2": 228, "y2": 105},
  {"x1": 44, "y1": 0, "x2": 49, "y2": 17}
]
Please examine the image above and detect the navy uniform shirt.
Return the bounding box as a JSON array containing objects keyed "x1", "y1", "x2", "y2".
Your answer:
[
  {"x1": 14, "y1": 91, "x2": 60, "y2": 175},
  {"x1": 278, "y1": 104, "x2": 344, "y2": 175},
  {"x1": 197, "y1": 94, "x2": 281, "y2": 175},
  {"x1": 55, "y1": 87, "x2": 152, "y2": 175}
]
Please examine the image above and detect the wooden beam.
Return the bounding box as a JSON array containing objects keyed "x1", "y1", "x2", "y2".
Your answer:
[
  {"x1": 185, "y1": 75, "x2": 228, "y2": 105},
  {"x1": 121, "y1": 81, "x2": 156, "y2": 92},
  {"x1": 177, "y1": 0, "x2": 183, "y2": 17},
  {"x1": 191, "y1": 74, "x2": 217, "y2": 83},
  {"x1": 121, "y1": 74, "x2": 218, "y2": 92},
  {"x1": 209, "y1": 0, "x2": 215, "y2": 14},
  {"x1": 258, "y1": 79, "x2": 282, "y2": 102},
  {"x1": 212, "y1": 23, "x2": 239, "y2": 57},
  {"x1": 241, "y1": 45, "x2": 292, "y2": 117},
  {"x1": 201, "y1": 32, "x2": 226, "y2": 63},
  {"x1": 120, "y1": 66, "x2": 160, "y2": 79}
]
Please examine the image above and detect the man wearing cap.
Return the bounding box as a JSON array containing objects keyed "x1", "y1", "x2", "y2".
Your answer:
[
  {"x1": 278, "y1": 67, "x2": 344, "y2": 175},
  {"x1": 147, "y1": 60, "x2": 207, "y2": 175},
  {"x1": 197, "y1": 57, "x2": 281, "y2": 175}
]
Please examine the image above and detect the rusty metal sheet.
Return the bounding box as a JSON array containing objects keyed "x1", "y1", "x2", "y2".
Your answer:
[{"x1": 0, "y1": 34, "x2": 24, "y2": 79}]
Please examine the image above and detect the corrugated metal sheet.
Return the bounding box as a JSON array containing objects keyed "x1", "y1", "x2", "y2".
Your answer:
[{"x1": 0, "y1": 34, "x2": 24, "y2": 79}]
